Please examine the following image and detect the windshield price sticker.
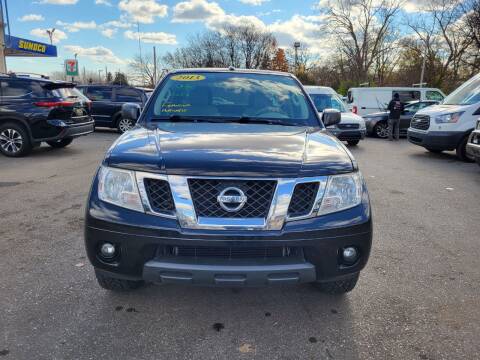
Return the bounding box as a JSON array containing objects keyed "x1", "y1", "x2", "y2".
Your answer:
[{"x1": 171, "y1": 74, "x2": 206, "y2": 81}]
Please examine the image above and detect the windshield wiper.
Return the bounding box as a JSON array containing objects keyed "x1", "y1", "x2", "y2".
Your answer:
[
  {"x1": 150, "y1": 115, "x2": 226, "y2": 123},
  {"x1": 227, "y1": 117, "x2": 301, "y2": 126}
]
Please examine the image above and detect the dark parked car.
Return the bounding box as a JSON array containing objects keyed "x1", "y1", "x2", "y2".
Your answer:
[
  {"x1": 466, "y1": 119, "x2": 480, "y2": 166},
  {"x1": 85, "y1": 69, "x2": 372, "y2": 294},
  {"x1": 364, "y1": 100, "x2": 439, "y2": 138},
  {"x1": 77, "y1": 85, "x2": 147, "y2": 133},
  {"x1": 0, "y1": 74, "x2": 94, "y2": 157}
]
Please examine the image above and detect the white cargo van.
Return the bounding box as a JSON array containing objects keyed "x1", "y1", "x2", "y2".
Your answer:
[
  {"x1": 347, "y1": 87, "x2": 445, "y2": 116},
  {"x1": 407, "y1": 73, "x2": 480, "y2": 161}
]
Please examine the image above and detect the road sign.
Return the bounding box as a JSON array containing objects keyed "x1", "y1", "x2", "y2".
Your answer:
[{"x1": 65, "y1": 59, "x2": 79, "y2": 77}]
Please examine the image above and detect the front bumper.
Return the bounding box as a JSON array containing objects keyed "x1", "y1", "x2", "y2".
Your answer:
[
  {"x1": 85, "y1": 184, "x2": 372, "y2": 287},
  {"x1": 467, "y1": 130, "x2": 480, "y2": 164},
  {"x1": 407, "y1": 129, "x2": 464, "y2": 150},
  {"x1": 329, "y1": 129, "x2": 366, "y2": 142}
]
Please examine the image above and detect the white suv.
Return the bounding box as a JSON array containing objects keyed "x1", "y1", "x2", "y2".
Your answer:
[{"x1": 408, "y1": 73, "x2": 480, "y2": 161}]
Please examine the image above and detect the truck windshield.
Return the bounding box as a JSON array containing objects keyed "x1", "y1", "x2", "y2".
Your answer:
[
  {"x1": 443, "y1": 74, "x2": 480, "y2": 106},
  {"x1": 309, "y1": 93, "x2": 347, "y2": 113},
  {"x1": 148, "y1": 72, "x2": 319, "y2": 127}
]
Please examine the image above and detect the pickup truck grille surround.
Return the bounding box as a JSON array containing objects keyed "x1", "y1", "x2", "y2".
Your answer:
[
  {"x1": 188, "y1": 179, "x2": 276, "y2": 218},
  {"x1": 136, "y1": 172, "x2": 329, "y2": 230},
  {"x1": 410, "y1": 114, "x2": 430, "y2": 130}
]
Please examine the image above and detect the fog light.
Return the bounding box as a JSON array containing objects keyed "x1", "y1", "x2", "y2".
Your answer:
[
  {"x1": 100, "y1": 243, "x2": 116, "y2": 259},
  {"x1": 342, "y1": 247, "x2": 358, "y2": 264}
]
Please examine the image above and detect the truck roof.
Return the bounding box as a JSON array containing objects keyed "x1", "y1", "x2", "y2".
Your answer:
[{"x1": 170, "y1": 68, "x2": 293, "y2": 77}]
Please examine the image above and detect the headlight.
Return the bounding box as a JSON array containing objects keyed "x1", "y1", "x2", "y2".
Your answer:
[
  {"x1": 98, "y1": 166, "x2": 144, "y2": 212},
  {"x1": 476, "y1": 120, "x2": 480, "y2": 130},
  {"x1": 317, "y1": 172, "x2": 363, "y2": 216},
  {"x1": 359, "y1": 120, "x2": 366, "y2": 129},
  {"x1": 435, "y1": 112, "x2": 464, "y2": 124}
]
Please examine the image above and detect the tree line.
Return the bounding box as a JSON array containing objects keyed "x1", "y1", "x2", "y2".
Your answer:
[{"x1": 143, "y1": 0, "x2": 479, "y2": 94}]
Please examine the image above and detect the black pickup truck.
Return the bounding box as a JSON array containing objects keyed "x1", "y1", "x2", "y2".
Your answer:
[{"x1": 84, "y1": 69, "x2": 372, "y2": 294}]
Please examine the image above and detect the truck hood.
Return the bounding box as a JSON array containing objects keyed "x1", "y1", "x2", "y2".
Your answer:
[{"x1": 106, "y1": 123, "x2": 354, "y2": 177}]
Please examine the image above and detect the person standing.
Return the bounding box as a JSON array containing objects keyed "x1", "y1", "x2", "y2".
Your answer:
[{"x1": 387, "y1": 93, "x2": 404, "y2": 141}]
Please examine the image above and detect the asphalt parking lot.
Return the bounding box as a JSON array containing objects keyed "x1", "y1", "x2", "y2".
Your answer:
[{"x1": 1, "y1": 132, "x2": 479, "y2": 360}]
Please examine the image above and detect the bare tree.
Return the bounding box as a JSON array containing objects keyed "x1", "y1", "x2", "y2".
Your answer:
[
  {"x1": 323, "y1": 0, "x2": 402, "y2": 83},
  {"x1": 129, "y1": 52, "x2": 163, "y2": 88}
]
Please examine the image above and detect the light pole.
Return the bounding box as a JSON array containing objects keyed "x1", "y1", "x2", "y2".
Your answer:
[
  {"x1": 98, "y1": 69, "x2": 103, "y2": 83},
  {"x1": 46, "y1": 28, "x2": 56, "y2": 45}
]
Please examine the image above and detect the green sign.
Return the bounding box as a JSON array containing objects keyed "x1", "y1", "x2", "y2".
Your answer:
[{"x1": 65, "y1": 59, "x2": 79, "y2": 76}]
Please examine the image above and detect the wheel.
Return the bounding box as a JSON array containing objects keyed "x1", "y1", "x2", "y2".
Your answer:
[
  {"x1": 426, "y1": 148, "x2": 443, "y2": 153},
  {"x1": 456, "y1": 135, "x2": 475, "y2": 162},
  {"x1": 117, "y1": 118, "x2": 135, "y2": 133},
  {"x1": 347, "y1": 140, "x2": 360, "y2": 146},
  {"x1": 95, "y1": 270, "x2": 144, "y2": 291},
  {"x1": 373, "y1": 122, "x2": 389, "y2": 138},
  {"x1": 313, "y1": 273, "x2": 359, "y2": 294},
  {"x1": 0, "y1": 122, "x2": 32, "y2": 157},
  {"x1": 46, "y1": 138, "x2": 73, "y2": 148}
]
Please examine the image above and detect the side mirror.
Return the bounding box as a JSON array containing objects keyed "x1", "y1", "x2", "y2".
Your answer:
[
  {"x1": 122, "y1": 103, "x2": 141, "y2": 122},
  {"x1": 322, "y1": 108, "x2": 341, "y2": 127}
]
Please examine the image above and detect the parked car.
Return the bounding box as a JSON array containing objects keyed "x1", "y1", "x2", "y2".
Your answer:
[
  {"x1": 408, "y1": 73, "x2": 480, "y2": 161},
  {"x1": 346, "y1": 86, "x2": 445, "y2": 116},
  {"x1": 305, "y1": 86, "x2": 366, "y2": 146},
  {"x1": 77, "y1": 85, "x2": 148, "y2": 133},
  {"x1": 466, "y1": 119, "x2": 480, "y2": 166},
  {"x1": 0, "y1": 73, "x2": 94, "y2": 157},
  {"x1": 363, "y1": 100, "x2": 439, "y2": 138},
  {"x1": 85, "y1": 69, "x2": 372, "y2": 294}
]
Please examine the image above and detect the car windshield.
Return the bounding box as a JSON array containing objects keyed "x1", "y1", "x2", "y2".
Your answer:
[
  {"x1": 443, "y1": 74, "x2": 480, "y2": 105},
  {"x1": 309, "y1": 93, "x2": 347, "y2": 113},
  {"x1": 148, "y1": 72, "x2": 319, "y2": 127}
]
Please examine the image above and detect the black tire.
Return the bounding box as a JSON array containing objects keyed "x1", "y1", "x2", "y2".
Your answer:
[
  {"x1": 46, "y1": 137, "x2": 73, "y2": 148},
  {"x1": 95, "y1": 270, "x2": 144, "y2": 291},
  {"x1": 313, "y1": 273, "x2": 359, "y2": 294},
  {"x1": 456, "y1": 135, "x2": 475, "y2": 162},
  {"x1": 0, "y1": 122, "x2": 32, "y2": 157},
  {"x1": 347, "y1": 140, "x2": 360, "y2": 146},
  {"x1": 373, "y1": 122, "x2": 389, "y2": 139},
  {"x1": 426, "y1": 148, "x2": 443, "y2": 153},
  {"x1": 117, "y1": 118, "x2": 135, "y2": 133}
]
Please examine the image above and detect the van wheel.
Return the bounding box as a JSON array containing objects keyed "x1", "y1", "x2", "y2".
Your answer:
[
  {"x1": 95, "y1": 270, "x2": 144, "y2": 291},
  {"x1": 0, "y1": 122, "x2": 32, "y2": 157},
  {"x1": 313, "y1": 273, "x2": 359, "y2": 294},
  {"x1": 347, "y1": 140, "x2": 360, "y2": 146},
  {"x1": 456, "y1": 135, "x2": 474, "y2": 162},
  {"x1": 374, "y1": 122, "x2": 389, "y2": 138},
  {"x1": 47, "y1": 138, "x2": 73, "y2": 148}
]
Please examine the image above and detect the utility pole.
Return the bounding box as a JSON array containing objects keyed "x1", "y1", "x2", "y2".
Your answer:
[
  {"x1": 0, "y1": 0, "x2": 7, "y2": 73},
  {"x1": 105, "y1": 65, "x2": 108, "y2": 83},
  {"x1": 46, "y1": 28, "x2": 56, "y2": 45},
  {"x1": 98, "y1": 69, "x2": 103, "y2": 83},
  {"x1": 82, "y1": 66, "x2": 86, "y2": 84},
  {"x1": 153, "y1": 46, "x2": 157, "y2": 86},
  {"x1": 419, "y1": 50, "x2": 426, "y2": 88}
]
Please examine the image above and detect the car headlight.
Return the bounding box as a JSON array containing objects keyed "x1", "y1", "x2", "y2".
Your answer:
[
  {"x1": 435, "y1": 112, "x2": 464, "y2": 124},
  {"x1": 359, "y1": 120, "x2": 366, "y2": 130},
  {"x1": 317, "y1": 172, "x2": 363, "y2": 216},
  {"x1": 476, "y1": 120, "x2": 480, "y2": 130},
  {"x1": 98, "y1": 166, "x2": 144, "y2": 212}
]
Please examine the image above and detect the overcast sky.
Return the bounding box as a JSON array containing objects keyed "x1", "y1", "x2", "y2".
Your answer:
[{"x1": 5, "y1": 0, "x2": 425, "y2": 75}]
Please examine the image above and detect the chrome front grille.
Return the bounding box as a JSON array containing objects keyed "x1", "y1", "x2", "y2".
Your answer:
[
  {"x1": 137, "y1": 172, "x2": 329, "y2": 230},
  {"x1": 188, "y1": 179, "x2": 276, "y2": 218},
  {"x1": 411, "y1": 114, "x2": 430, "y2": 130},
  {"x1": 337, "y1": 123, "x2": 360, "y2": 130}
]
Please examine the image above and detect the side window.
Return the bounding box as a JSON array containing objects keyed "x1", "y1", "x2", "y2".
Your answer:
[
  {"x1": 426, "y1": 91, "x2": 444, "y2": 101},
  {"x1": 394, "y1": 90, "x2": 421, "y2": 102},
  {"x1": 87, "y1": 87, "x2": 112, "y2": 101},
  {"x1": 115, "y1": 88, "x2": 142, "y2": 102},
  {"x1": 347, "y1": 90, "x2": 353, "y2": 103},
  {"x1": 1, "y1": 80, "x2": 33, "y2": 98},
  {"x1": 405, "y1": 103, "x2": 420, "y2": 112}
]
